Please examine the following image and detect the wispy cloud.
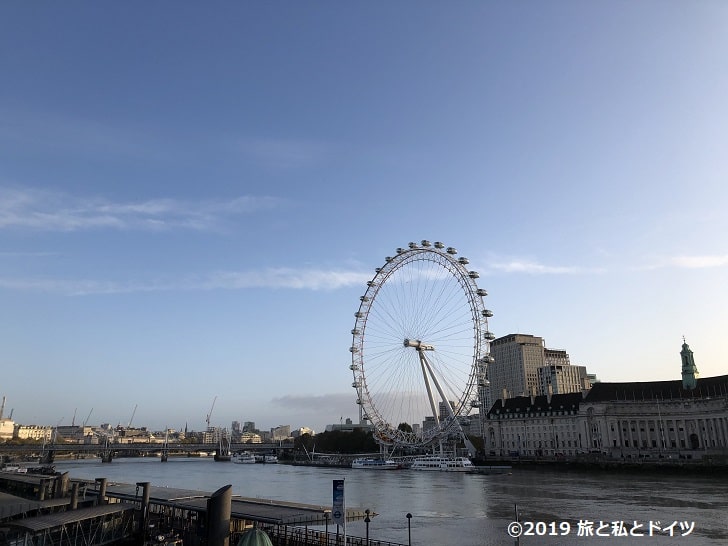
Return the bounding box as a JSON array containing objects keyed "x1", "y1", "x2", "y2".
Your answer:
[
  {"x1": 0, "y1": 267, "x2": 371, "y2": 296},
  {"x1": 640, "y1": 254, "x2": 728, "y2": 270},
  {"x1": 488, "y1": 260, "x2": 594, "y2": 275},
  {"x1": 204, "y1": 268, "x2": 371, "y2": 291},
  {"x1": 668, "y1": 255, "x2": 728, "y2": 269},
  {"x1": 0, "y1": 186, "x2": 283, "y2": 232}
]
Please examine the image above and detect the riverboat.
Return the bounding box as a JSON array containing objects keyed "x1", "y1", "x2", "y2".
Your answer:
[
  {"x1": 351, "y1": 457, "x2": 398, "y2": 470},
  {"x1": 232, "y1": 452, "x2": 256, "y2": 464},
  {"x1": 410, "y1": 455, "x2": 474, "y2": 471}
]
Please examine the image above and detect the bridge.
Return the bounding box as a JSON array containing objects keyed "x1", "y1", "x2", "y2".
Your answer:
[{"x1": 0, "y1": 442, "x2": 294, "y2": 463}]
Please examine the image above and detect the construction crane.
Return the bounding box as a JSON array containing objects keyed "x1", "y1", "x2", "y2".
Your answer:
[
  {"x1": 128, "y1": 404, "x2": 138, "y2": 428},
  {"x1": 206, "y1": 396, "x2": 217, "y2": 430},
  {"x1": 83, "y1": 408, "x2": 93, "y2": 427},
  {"x1": 71, "y1": 408, "x2": 78, "y2": 427}
]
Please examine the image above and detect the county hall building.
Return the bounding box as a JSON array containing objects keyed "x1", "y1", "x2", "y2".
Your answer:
[{"x1": 483, "y1": 340, "x2": 728, "y2": 461}]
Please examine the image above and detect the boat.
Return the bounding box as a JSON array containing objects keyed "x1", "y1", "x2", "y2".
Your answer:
[
  {"x1": 410, "y1": 455, "x2": 474, "y2": 471},
  {"x1": 232, "y1": 452, "x2": 256, "y2": 464},
  {"x1": 214, "y1": 433, "x2": 232, "y2": 462},
  {"x1": 351, "y1": 457, "x2": 399, "y2": 470}
]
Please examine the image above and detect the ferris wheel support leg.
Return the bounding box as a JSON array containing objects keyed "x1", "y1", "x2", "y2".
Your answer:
[
  {"x1": 419, "y1": 353, "x2": 440, "y2": 428},
  {"x1": 420, "y1": 351, "x2": 477, "y2": 456}
]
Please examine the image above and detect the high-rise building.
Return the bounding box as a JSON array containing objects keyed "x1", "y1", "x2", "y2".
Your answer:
[
  {"x1": 538, "y1": 364, "x2": 590, "y2": 395},
  {"x1": 489, "y1": 334, "x2": 545, "y2": 399}
]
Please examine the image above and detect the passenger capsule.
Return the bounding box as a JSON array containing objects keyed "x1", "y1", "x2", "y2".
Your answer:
[
  {"x1": 349, "y1": 346, "x2": 359, "y2": 353},
  {"x1": 458, "y1": 257, "x2": 469, "y2": 265},
  {"x1": 477, "y1": 289, "x2": 488, "y2": 297},
  {"x1": 484, "y1": 331, "x2": 496, "y2": 341},
  {"x1": 396, "y1": 247, "x2": 406, "y2": 254},
  {"x1": 367, "y1": 281, "x2": 376, "y2": 287},
  {"x1": 421, "y1": 240, "x2": 431, "y2": 247},
  {"x1": 351, "y1": 329, "x2": 360, "y2": 335},
  {"x1": 349, "y1": 363, "x2": 359, "y2": 371},
  {"x1": 434, "y1": 241, "x2": 445, "y2": 249},
  {"x1": 355, "y1": 311, "x2": 364, "y2": 318},
  {"x1": 481, "y1": 309, "x2": 493, "y2": 317},
  {"x1": 385, "y1": 256, "x2": 393, "y2": 262},
  {"x1": 352, "y1": 381, "x2": 361, "y2": 388},
  {"x1": 468, "y1": 271, "x2": 479, "y2": 279},
  {"x1": 446, "y1": 247, "x2": 457, "y2": 254},
  {"x1": 408, "y1": 242, "x2": 418, "y2": 249},
  {"x1": 360, "y1": 296, "x2": 369, "y2": 302},
  {"x1": 375, "y1": 267, "x2": 382, "y2": 273}
]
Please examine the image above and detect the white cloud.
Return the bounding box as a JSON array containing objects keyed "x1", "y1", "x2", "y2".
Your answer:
[
  {"x1": 0, "y1": 186, "x2": 284, "y2": 232},
  {"x1": 205, "y1": 268, "x2": 371, "y2": 291},
  {"x1": 488, "y1": 260, "x2": 590, "y2": 275},
  {"x1": 669, "y1": 255, "x2": 728, "y2": 269},
  {"x1": 636, "y1": 254, "x2": 728, "y2": 271},
  {"x1": 0, "y1": 267, "x2": 371, "y2": 296}
]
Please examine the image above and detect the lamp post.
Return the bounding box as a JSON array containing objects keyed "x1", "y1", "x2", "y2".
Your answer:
[
  {"x1": 364, "y1": 509, "x2": 370, "y2": 545},
  {"x1": 406, "y1": 513, "x2": 412, "y2": 546},
  {"x1": 324, "y1": 510, "x2": 330, "y2": 545}
]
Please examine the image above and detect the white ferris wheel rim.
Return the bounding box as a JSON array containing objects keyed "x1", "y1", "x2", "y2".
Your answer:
[{"x1": 350, "y1": 241, "x2": 492, "y2": 448}]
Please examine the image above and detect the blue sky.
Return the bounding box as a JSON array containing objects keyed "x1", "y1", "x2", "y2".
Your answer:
[{"x1": 1, "y1": 2, "x2": 727, "y2": 434}]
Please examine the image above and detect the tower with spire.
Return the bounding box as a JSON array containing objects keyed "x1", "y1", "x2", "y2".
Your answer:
[{"x1": 680, "y1": 337, "x2": 699, "y2": 390}]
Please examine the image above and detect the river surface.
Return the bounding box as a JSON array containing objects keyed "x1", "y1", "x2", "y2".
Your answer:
[{"x1": 53, "y1": 457, "x2": 728, "y2": 546}]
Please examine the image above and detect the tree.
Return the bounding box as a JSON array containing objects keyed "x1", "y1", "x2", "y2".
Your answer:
[{"x1": 397, "y1": 422, "x2": 413, "y2": 433}]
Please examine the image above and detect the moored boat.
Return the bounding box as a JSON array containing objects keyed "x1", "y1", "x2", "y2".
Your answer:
[
  {"x1": 232, "y1": 452, "x2": 256, "y2": 464},
  {"x1": 410, "y1": 455, "x2": 474, "y2": 471},
  {"x1": 351, "y1": 457, "x2": 399, "y2": 469}
]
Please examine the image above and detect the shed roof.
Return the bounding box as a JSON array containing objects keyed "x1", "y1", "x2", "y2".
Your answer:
[{"x1": 2, "y1": 503, "x2": 135, "y2": 532}]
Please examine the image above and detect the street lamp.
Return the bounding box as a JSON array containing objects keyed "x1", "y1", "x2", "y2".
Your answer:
[
  {"x1": 406, "y1": 513, "x2": 412, "y2": 546},
  {"x1": 364, "y1": 509, "x2": 370, "y2": 545},
  {"x1": 323, "y1": 510, "x2": 330, "y2": 544}
]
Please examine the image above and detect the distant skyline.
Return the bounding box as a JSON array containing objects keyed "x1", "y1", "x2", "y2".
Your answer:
[{"x1": 1, "y1": 3, "x2": 727, "y2": 434}]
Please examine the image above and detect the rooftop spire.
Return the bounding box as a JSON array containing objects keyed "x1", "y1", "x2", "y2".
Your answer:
[{"x1": 681, "y1": 338, "x2": 698, "y2": 390}]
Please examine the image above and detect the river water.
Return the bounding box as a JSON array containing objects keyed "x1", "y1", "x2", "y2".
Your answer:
[{"x1": 53, "y1": 457, "x2": 728, "y2": 546}]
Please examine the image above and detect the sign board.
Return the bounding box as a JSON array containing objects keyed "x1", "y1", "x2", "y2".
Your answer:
[{"x1": 332, "y1": 479, "x2": 345, "y2": 525}]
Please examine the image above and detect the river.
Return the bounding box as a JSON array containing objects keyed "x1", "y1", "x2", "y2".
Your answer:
[{"x1": 53, "y1": 457, "x2": 728, "y2": 545}]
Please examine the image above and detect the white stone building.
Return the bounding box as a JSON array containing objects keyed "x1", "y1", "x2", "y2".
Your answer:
[{"x1": 483, "y1": 341, "x2": 728, "y2": 461}]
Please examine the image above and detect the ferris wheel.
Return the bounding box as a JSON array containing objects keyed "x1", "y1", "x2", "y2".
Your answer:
[{"x1": 350, "y1": 241, "x2": 494, "y2": 449}]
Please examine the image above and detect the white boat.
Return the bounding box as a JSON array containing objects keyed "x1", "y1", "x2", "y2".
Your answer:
[
  {"x1": 410, "y1": 455, "x2": 474, "y2": 472},
  {"x1": 232, "y1": 452, "x2": 256, "y2": 464},
  {"x1": 252, "y1": 453, "x2": 278, "y2": 464},
  {"x1": 351, "y1": 457, "x2": 399, "y2": 470}
]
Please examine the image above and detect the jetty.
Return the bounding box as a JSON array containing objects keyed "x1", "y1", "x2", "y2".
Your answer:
[{"x1": 0, "y1": 469, "x2": 406, "y2": 546}]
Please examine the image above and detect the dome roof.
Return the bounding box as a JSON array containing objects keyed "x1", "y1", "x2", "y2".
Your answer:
[{"x1": 237, "y1": 528, "x2": 273, "y2": 546}]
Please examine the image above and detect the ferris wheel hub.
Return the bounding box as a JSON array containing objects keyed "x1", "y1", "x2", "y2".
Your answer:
[{"x1": 404, "y1": 338, "x2": 435, "y2": 351}]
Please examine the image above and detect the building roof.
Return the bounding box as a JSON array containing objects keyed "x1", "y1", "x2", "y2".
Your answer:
[
  {"x1": 488, "y1": 392, "x2": 584, "y2": 416},
  {"x1": 583, "y1": 374, "x2": 728, "y2": 403},
  {"x1": 2, "y1": 503, "x2": 135, "y2": 532}
]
